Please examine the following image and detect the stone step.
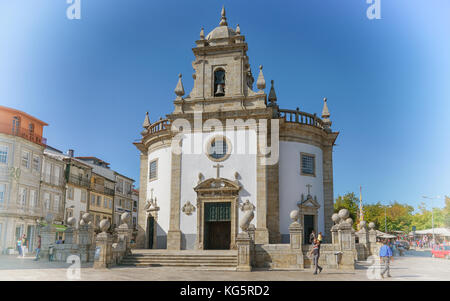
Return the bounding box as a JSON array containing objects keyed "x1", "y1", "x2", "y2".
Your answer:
[
  {"x1": 119, "y1": 250, "x2": 238, "y2": 268},
  {"x1": 120, "y1": 262, "x2": 237, "y2": 267}
]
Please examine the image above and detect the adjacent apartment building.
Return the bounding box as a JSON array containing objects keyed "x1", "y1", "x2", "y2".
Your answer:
[
  {"x1": 76, "y1": 157, "x2": 116, "y2": 229},
  {"x1": 0, "y1": 105, "x2": 47, "y2": 252}
]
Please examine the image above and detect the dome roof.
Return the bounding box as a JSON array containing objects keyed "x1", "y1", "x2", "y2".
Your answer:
[{"x1": 206, "y1": 26, "x2": 237, "y2": 40}]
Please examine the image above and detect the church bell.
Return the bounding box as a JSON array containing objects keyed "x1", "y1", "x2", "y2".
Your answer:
[{"x1": 215, "y1": 83, "x2": 225, "y2": 96}]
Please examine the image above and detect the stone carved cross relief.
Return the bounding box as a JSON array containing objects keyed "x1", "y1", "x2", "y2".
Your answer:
[{"x1": 213, "y1": 163, "x2": 224, "y2": 178}]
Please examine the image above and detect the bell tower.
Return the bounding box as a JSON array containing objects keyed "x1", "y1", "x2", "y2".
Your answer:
[{"x1": 172, "y1": 7, "x2": 267, "y2": 114}]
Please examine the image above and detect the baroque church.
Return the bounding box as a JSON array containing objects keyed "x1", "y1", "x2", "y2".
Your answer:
[{"x1": 134, "y1": 7, "x2": 338, "y2": 250}]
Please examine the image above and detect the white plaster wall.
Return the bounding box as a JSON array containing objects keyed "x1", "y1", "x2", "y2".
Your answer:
[
  {"x1": 179, "y1": 130, "x2": 257, "y2": 239},
  {"x1": 279, "y1": 141, "x2": 324, "y2": 236},
  {"x1": 147, "y1": 146, "x2": 172, "y2": 238},
  {"x1": 65, "y1": 187, "x2": 87, "y2": 228}
]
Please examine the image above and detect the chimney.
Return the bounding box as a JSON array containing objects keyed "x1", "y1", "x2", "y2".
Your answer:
[{"x1": 67, "y1": 149, "x2": 74, "y2": 157}]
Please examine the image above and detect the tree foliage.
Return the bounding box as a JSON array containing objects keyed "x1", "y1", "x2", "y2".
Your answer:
[{"x1": 334, "y1": 194, "x2": 450, "y2": 232}]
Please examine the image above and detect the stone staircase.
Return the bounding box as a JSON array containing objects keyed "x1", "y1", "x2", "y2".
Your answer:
[{"x1": 119, "y1": 249, "x2": 238, "y2": 269}]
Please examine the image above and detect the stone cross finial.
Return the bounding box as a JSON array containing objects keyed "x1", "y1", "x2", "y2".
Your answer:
[
  {"x1": 306, "y1": 184, "x2": 312, "y2": 196},
  {"x1": 200, "y1": 27, "x2": 205, "y2": 40},
  {"x1": 213, "y1": 163, "x2": 224, "y2": 178},
  {"x1": 219, "y1": 6, "x2": 228, "y2": 26}
]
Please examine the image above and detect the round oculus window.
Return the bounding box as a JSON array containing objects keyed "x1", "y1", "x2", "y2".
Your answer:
[{"x1": 206, "y1": 136, "x2": 231, "y2": 162}]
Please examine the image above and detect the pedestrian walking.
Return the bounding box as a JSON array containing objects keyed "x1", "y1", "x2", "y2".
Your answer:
[
  {"x1": 21, "y1": 234, "x2": 27, "y2": 257},
  {"x1": 379, "y1": 239, "x2": 393, "y2": 278},
  {"x1": 309, "y1": 239, "x2": 323, "y2": 275},
  {"x1": 34, "y1": 235, "x2": 41, "y2": 261},
  {"x1": 17, "y1": 238, "x2": 22, "y2": 257}
]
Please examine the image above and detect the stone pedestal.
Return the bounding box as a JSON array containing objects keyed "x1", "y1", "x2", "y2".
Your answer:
[
  {"x1": 331, "y1": 226, "x2": 339, "y2": 247},
  {"x1": 288, "y1": 221, "x2": 304, "y2": 269},
  {"x1": 236, "y1": 232, "x2": 252, "y2": 272},
  {"x1": 254, "y1": 228, "x2": 269, "y2": 245},
  {"x1": 289, "y1": 222, "x2": 303, "y2": 250},
  {"x1": 247, "y1": 225, "x2": 256, "y2": 266},
  {"x1": 94, "y1": 232, "x2": 113, "y2": 269},
  {"x1": 40, "y1": 225, "x2": 57, "y2": 258},
  {"x1": 116, "y1": 224, "x2": 133, "y2": 256},
  {"x1": 167, "y1": 230, "x2": 182, "y2": 250},
  {"x1": 369, "y1": 229, "x2": 377, "y2": 244},
  {"x1": 338, "y1": 223, "x2": 353, "y2": 251},
  {"x1": 64, "y1": 227, "x2": 75, "y2": 244}
]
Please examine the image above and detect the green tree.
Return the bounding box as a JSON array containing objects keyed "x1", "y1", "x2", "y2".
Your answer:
[{"x1": 334, "y1": 192, "x2": 359, "y2": 229}]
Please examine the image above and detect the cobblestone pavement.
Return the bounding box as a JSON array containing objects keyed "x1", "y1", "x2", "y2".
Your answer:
[{"x1": 0, "y1": 250, "x2": 449, "y2": 281}]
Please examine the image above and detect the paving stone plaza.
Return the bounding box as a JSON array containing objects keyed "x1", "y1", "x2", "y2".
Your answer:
[{"x1": 1, "y1": 249, "x2": 449, "y2": 281}]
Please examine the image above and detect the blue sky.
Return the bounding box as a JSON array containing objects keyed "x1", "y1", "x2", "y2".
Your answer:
[{"x1": 1, "y1": 0, "x2": 449, "y2": 210}]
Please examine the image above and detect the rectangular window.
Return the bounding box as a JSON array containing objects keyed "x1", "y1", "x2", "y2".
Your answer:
[
  {"x1": 104, "y1": 198, "x2": 107, "y2": 208},
  {"x1": 53, "y1": 195, "x2": 60, "y2": 211},
  {"x1": 109, "y1": 199, "x2": 112, "y2": 209},
  {"x1": 81, "y1": 190, "x2": 87, "y2": 203},
  {"x1": 29, "y1": 189, "x2": 36, "y2": 207},
  {"x1": 53, "y1": 166, "x2": 60, "y2": 185},
  {"x1": 44, "y1": 193, "x2": 50, "y2": 210},
  {"x1": 97, "y1": 195, "x2": 101, "y2": 206},
  {"x1": 117, "y1": 179, "x2": 124, "y2": 193},
  {"x1": 149, "y1": 159, "x2": 158, "y2": 181},
  {"x1": 21, "y1": 151, "x2": 30, "y2": 169},
  {"x1": 44, "y1": 162, "x2": 51, "y2": 183},
  {"x1": 0, "y1": 145, "x2": 8, "y2": 164},
  {"x1": 19, "y1": 187, "x2": 27, "y2": 207},
  {"x1": 0, "y1": 184, "x2": 5, "y2": 205},
  {"x1": 68, "y1": 187, "x2": 74, "y2": 200},
  {"x1": 32, "y1": 155, "x2": 40, "y2": 172},
  {"x1": 300, "y1": 153, "x2": 316, "y2": 176}
]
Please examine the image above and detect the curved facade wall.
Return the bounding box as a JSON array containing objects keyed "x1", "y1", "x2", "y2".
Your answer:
[
  {"x1": 279, "y1": 141, "x2": 324, "y2": 242},
  {"x1": 147, "y1": 146, "x2": 172, "y2": 249}
]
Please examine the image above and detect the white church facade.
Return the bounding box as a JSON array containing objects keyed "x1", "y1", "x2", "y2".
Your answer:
[{"x1": 134, "y1": 8, "x2": 338, "y2": 250}]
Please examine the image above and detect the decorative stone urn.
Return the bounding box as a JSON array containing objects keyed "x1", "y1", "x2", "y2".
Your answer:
[
  {"x1": 289, "y1": 210, "x2": 299, "y2": 223},
  {"x1": 99, "y1": 219, "x2": 110, "y2": 233}
]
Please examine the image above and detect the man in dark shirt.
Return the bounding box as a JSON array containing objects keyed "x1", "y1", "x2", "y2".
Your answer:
[{"x1": 309, "y1": 239, "x2": 323, "y2": 275}]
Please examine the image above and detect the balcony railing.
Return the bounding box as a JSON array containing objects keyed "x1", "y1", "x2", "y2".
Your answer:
[
  {"x1": 68, "y1": 174, "x2": 90, "y2": 188},
  {"x1": 278, "y1": 109, "x2": 324, "y2": 130},
  {"x1": 42, "y1": 174, "x2": 65, "y2": 186},
  {"x1": 148, "y1": 119, "x2": 170, "y2": 134},
  {"x1": 0, "y1": 122, "x2": 46, "y2": 146},
  {"x1": 91, "y1": 183, "x2": 115, "y2": 196}
]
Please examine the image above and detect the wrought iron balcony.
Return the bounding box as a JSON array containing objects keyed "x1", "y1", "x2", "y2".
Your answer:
[
  {"x1": 0, "y1": 122, "x2": 46, "y2": 146},
  {"x1": 68, "y1": 174, "x2": 90, "y2": 188}
]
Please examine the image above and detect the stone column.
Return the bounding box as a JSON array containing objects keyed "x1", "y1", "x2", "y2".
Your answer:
[
  {"x1": 247, "y1": 224, "x2": 256, "y2": 266},
  {"x1": 236, "y1": 232, "x2": 252, "y2": 272},
  {"x1": 116, "y1": 212, "x2": 133, "y2": 256},
  {"x1": 322, "y1": 139, "x2": 337, "y2": 243},
  {"x1": 167, "y1": 151, "x2": 182, "y2": 250},
  {"x1": 136, "y1": 153, "x2": 148, "y2": 248},
  {"x1": 94, "y1": 219, "x2": 113, "y2": 269}
]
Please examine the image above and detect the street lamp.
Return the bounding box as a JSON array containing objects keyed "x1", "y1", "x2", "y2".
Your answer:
[{"x1": 422, "y1": 195, "x2": 441, "y2": 243}]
